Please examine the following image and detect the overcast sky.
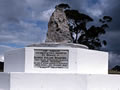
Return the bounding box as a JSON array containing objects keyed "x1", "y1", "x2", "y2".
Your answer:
[{"x1": 0, "y1": 0, "x2": 120, "y2": 68}]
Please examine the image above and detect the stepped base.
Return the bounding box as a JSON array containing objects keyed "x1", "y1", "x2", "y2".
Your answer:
[
  {"x1": 0, "y1": 72, "x2": 120, "y2": 90},
  {"x1": 4, "y1": 45, "x2": 108, "y2": 74}
]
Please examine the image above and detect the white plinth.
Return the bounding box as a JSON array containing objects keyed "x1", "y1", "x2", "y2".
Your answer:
[
  {"x1": 4, "y1": 46, "x2": 108, "y2": 74},
  {"x1": 0, "y1": 73, "x2": 10, "y2": 90},
  {"x1": 0, "y1": 73, "x2": 120, "y2": 90}
]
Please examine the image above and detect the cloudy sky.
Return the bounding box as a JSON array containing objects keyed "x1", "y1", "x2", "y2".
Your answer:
[{"x1": 0, "y1": 0, "x2": 120, "y2": 68}]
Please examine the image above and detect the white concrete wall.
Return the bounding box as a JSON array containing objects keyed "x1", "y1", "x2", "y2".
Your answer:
[
  {"x1": 25, "y1": 47, "x2": 78, "y2": 73},
  {"x1": 10, "y1": 73, "x2": 87, "y2": 90},
  {"x1": 0, "y1": 73, "x2": 120, "y2": 90},
  {"x1": 25, "y1": 47, "x2": 108, "y2": 74},
  {"x1": 4, "y1": 47, "x2": 108, "y2": 74},
  {"x1": 0, "y1": 73, "x2": 10, "y2": 90},
  {"x1": 4, "y1": 48, "x2": 25, "y2": 72},
  {"x1": 77, "y1": 48, "x2": 108, "y2": 74},
  {"x1": 87, "y1": 74, "x2": 120, "y2": 90},
  {"x1": 9, "y1": 73, "x2": 120, "y2": 90}
]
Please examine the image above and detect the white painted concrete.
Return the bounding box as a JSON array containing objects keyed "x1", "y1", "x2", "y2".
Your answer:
[
  {"x1": 2, "y1": 45, "x2": 119, "y2": 90},
  {"x1": 4, "y1": 48, "x2": 25, "y2": 72},
  {"x1": 77, "y1": 49, "x2": 108, "y2": 74},
  {"x1": 87, "y1": 74, "x2": 120, "y2": 90},
  {"x1": 10, "y1": 73, "x2": 87, "y2": 90},
  {"x1": 0, "y1": 73, "x2": 120, "y2": 90},
  {"x1": 25, "y1": 47, "x2": 78, "y2": 73},
  {"x1": 0, "y1": 73, "x2": 10, "y2": 90},
  {"x1": 4, "y1": 47, "x2": 108, "y2": 74}
]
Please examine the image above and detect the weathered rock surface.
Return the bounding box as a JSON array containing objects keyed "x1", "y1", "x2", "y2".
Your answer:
[
  {"x1": 45, "y1": 7, "x2": 72, "y2": 43},
  {"x1": 27, "y1": 43, "x2": 88, "y2": 49}
]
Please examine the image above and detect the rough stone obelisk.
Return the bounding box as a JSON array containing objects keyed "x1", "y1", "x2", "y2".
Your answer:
[{"x1": 45, "y1": 6, "x2": 73, "y2": 43}]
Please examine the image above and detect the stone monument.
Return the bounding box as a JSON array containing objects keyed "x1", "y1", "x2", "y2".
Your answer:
[
  {"x1": 0, "y1": 5, "x2": 120, "y2": 90},
  {"x1": 46, "y1": 5, "x2": 72, "y2": 43}
]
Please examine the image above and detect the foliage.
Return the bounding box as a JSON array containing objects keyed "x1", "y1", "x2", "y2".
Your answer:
[
  {"x1": 56, "y1": 3, "x2": 112, "y2": 50},
  {"x1": 55, "y1": 3, "x2": 70, "y2": 9}
]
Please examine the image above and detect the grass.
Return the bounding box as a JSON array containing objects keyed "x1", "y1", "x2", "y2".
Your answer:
[
  {"x1": 0, "y1": 69, "x2": 3, "y2": 72},
  {"x1": 109, "y1": 70, "x2": 120, "y2": 74}
]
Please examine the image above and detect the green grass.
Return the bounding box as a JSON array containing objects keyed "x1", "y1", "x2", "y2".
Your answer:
[
  {"x1": 0, "y1": 69, "x2": 3, "y2": 72},
  {"x1": 109, "y1": 70, "x2": 120, "y2": 74}
]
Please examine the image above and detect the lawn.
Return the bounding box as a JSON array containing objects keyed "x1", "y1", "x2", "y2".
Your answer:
[{"x1": 109, "y1": 70, "x2": 120, "y2": 74}]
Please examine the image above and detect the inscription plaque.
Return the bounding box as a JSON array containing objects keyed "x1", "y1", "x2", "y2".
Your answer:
[{"x1": 34, "y1": 49, "x2": 69, "y2": 68}]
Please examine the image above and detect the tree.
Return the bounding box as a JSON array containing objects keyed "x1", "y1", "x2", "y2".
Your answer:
[
  {"x1": 56, "y1": 3, "x2": 112, "y2": 50},
  {"x1": 55, "y1": 3, "x2": 70, "y2": 9},
  {"x1": 65, "y1": 10, "x2": 93, "y2": 43},
  {"x1": 78, "y1": 16, "x2": 112, "y2": 49}
]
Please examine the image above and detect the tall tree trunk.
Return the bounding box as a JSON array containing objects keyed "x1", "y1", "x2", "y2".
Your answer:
[{"x1": 75, "y1": 33, "x2": 78, "y2": 43}]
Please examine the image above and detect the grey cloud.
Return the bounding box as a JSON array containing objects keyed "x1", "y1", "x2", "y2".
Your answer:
[
  {"x1": 0, "y1": 0, "x2": 30, "y2": 24},
  {"x1": 26, "y1": 0, "x2": 58, "y2": 12},
  {"x1": 0, "y1": 45, "x2": 15, "y2": 55},
  {"x1": 0, "y1": 21, "x2": 46, "y2": 46},
  {"x1": 105, "y1": 31, "x2": 120, "y2": 52},
  {"x1": 0, "y1": 45, "x2": 16, "y2": 62},
  {"x1": 99, "y1": 0, "x2": 120, "y2": 54},
  {"x1": 109, "y1": 52, "x2": 120, "y2": 69},
  {"x1": 0, "y1": 0, "x2": 48, "y2": 46},
  {"x1": 103, "y1": 0, "x2": 120, "y2": 31},
  {"x1": 26, "y1": 0, "x2": 88, "y2": 21},
  {"x1": 65, "y1": 0, "x2": 87, "y2": 11}
]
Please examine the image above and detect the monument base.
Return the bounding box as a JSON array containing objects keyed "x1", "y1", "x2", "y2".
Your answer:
[
  {"x1": 27, "y1": 43, "x2": 88, "y2": 48},
  {"x1": 4, "y1": 43, "x2": 108, "y2": 74},
  {"x1": 2, "y1": 43, "x2": 112, "y2": 90},
  {"x1": 0, "y1": 72, "x2": 120, "y2": 90}
]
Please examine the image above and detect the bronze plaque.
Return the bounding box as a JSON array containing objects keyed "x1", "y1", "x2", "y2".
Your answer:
[{"x1": 34, "y1": 49, "x2": 69, "y2": 68}]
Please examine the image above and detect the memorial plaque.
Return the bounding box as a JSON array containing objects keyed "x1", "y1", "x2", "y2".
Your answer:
[{"x1": 34, "y1": 49, "x2": 69, "y2": 68}]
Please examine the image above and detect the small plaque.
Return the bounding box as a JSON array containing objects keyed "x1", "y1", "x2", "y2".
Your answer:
[{"x1": 34, "y1": 49, "x2": 69, "y2": 68}]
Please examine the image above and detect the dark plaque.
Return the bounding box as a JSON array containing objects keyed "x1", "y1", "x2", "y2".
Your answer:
[{"x1": 34, "y1": 49, "x2": 69, "y2": 68}]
